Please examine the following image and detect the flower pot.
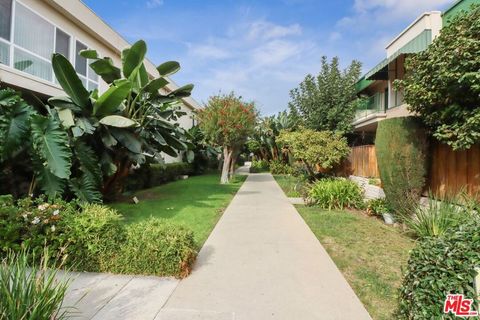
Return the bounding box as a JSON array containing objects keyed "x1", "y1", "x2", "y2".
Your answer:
[{"x1": 382, "y1": 212, "x2": 395, "y2": 225}]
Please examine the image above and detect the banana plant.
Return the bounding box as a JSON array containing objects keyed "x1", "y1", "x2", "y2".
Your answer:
[{"x1": 49, "y1": 40, "x2": 194, "y2": 200}]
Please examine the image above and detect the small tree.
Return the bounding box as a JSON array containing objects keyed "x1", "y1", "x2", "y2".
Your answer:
[
  {"x1": 397, "y1": 5, "x2": 480, "y2": 150},
  {"x1": 197, "y1": 93, "x2": 256, "y2": 184},
  {"x1": 277, "y1": 128, "x2": 350, "y2": 179},
  {"x1": 288, "y1": 56, "x2": 362, "y2": 134}
]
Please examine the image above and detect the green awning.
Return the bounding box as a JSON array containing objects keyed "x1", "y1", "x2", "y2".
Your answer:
[
  {"x1": 355, "y1": 77, "x2": 374, "y2": 93},
  {"x1": 364, "y1": 58, "x2": 388, "y2": 80}
]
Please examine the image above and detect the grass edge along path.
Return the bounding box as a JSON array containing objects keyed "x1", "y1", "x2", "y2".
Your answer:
[
  {"x1": 296, "y1": 206, "x2": 414, "y2": 320},
  {"x1": 111, "y1": 174, "x2": 247, "y2": 248}
]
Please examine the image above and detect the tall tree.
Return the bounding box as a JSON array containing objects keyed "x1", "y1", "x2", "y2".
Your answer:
[
  {"x1": 397, "y1": 5, "x2": 480, "y2": 150},
  {"x1": 288, "y1": 56, "x2": 362, "y2": 134},
  {"x1": 198, "y1": 93, "x2": 256, "y2": 184}
]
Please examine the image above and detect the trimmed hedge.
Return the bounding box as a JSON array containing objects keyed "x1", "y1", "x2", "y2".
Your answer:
[
  {"x1": 126, "y1": 162, "x2": 194, "y2": 191},
  {"x1": 398, "y1": 218, "x2": 480, "y2": 319},
  {"x1": 0, "y1": 198, "x2": 197, "y2": 278},
  {"x1": 114, "y1": 218, "x2": 196, "y2": 277},
  {"x1": 375, "y1": 117, "x2": 428, "y2": 219}
]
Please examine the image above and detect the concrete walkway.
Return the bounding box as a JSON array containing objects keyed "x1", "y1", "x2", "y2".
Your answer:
[{"x1": 158, "y1": 173, "x2": 371, "y2": 319}]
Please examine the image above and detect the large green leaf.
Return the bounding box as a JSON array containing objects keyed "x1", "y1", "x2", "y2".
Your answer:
[
  {"x1": 110, "y1": 128, "x2": 142, "y2": 154},
  {"x1": 99, "y1": 115, "x2": 138, "y2": 128},
  {"x1": 93, "y1": 79, "x2": 131, "y2": 116},
  {"x1": 0, "y1": 97, "x2": 33, "y2": 159},
  {"x1": 143, "y1": 78, "x2": 169, "y2": 94},
  {"x1": 158, "y1": 130, "x2": 187, "y2": 150},
  {"x1": 123, "y1": 40, "x2": 147, "y2": 78},
  {"x1": 33, "y1": 155, "x2": 66, "y2": 200},
  {"x1": 48, "y1": 96, "x2": 82, "y2": 112},
  {"x1": 100, "y1": 151, "x2": 117, "y2": 177},
  {"x1": 69, "y1": 176, "x2": 102, "y2": 203},
  {"x1": 79, "y1": 49, "x2": 98, "y2": 59},
  {"x1": 170, "y1": 84, "x2": 194, "y2": 98},
  {"x1": 52, "y1": 54, "x2": 90, "y2": 108},
  {"x1": 30, "y1": 115, "x2": 72, "y2": 179},
  {"x1": 157, "y1": 61, "x2": 180, "y2": 76},
  {"x1": 74, "y1": 140, "x2": 102, "y2": 187},
  {"x1": 89, "y1": 58, "x2": 122, "y2": 84}
]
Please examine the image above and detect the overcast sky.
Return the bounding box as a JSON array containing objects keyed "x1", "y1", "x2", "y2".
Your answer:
[{"x1": 83, "y1": 0, "x2": 454, "y2": 115}]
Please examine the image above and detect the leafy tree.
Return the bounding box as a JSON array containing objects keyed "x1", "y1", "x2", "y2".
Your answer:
[
  {"x1": 184, "y1": 126, "x2": 220, "y2": 175},
  {"x1": 397, "y1": 5, "x2": 480, "y2": 150},
  {"x1": 288, "y1": 56, "x2": 362, "y2": 134},
  {"x1": 197, "y1": 93, "x2": 256, "y2": 184},
  {"x1": 277, "y1": 128, "x2": 350, "y2": 179}
]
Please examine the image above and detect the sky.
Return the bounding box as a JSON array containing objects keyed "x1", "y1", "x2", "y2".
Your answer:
[{"x1": 83, "y1": 0, "x2": 454, "y2": 116}]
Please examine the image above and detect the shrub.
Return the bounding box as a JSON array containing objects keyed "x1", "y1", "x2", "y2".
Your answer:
[
  {"x1": 404, "y1": 194, "x2": 475, "y2": 239},
  {"x1": 307, "y1": 178, "x2": 364, "y2": 210},
  {"x1": 126, "y1": 162, "x2": 194, "y2": 191},
  {"x1": 398, "y1": 218, "x2": 480, "y2": 319},
  {"x1": 375, "y1": 117, "x2": 428, "y2": 220},
  {"x1": 60, "y1": 204, "x2": 125, "y2": 271},
  {"x1": 269, "y1": 160, "x2": 294, "y2": 175},
  {"x1": 0, "y1": 249, "x2": 72, "y2": 320},
  {"x1": 366, "y1": 198, "x2": 390, "y2": 217},
  {"x1": 250, "y1": 159, "x2": 270, "y2": 173},
  {"x1": 114, "y1": 218, "x2": 196, "y2": 278}
]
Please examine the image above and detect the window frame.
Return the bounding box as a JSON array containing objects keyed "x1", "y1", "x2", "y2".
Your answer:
[{"x1": 1, "y1": 0, "x2": 99, "y2": 90}]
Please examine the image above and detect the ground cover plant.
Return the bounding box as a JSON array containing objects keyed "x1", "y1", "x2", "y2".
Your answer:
[
  {"x1": 307, "y1": 178, "x2": 364, "y2": 210},
  {"x1": 111, "y1": 174, "x2": 246, "y2": 247},
  {"x1": 297, "y1": 206, "x2": 414, "y2": 320},
  {"x1": 273, "y1": 175, "x2": 306, "y2": 197}
]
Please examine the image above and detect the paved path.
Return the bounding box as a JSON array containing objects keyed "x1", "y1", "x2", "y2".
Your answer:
[{"x1": 158, "y1": 173, "x2": 371, "y2": 319}]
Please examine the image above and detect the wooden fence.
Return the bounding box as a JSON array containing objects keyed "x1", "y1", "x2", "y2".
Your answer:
[
  {"x1": 342, "y1": 142, "x2": 480, "y2": 198},
  {"x1": 336, "y1": 145, "x2": 379, "y2": 178}
]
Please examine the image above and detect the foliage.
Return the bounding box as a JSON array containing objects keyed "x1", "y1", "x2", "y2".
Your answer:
[
  {"x1": 184, "y1": 126, "x2": 220, "y2": 175},
  {"x1": 396, "y1": 5, "x2": 480, "y2": 150},
  {"x1": 60, "y1": 204, "x2": 125, "y2": 271},
  {"x1": 0, "y1": 196, "x2": 76, "y2": 256},
  {"x1": 198, "y1": 92, "x2": 256, "y2": 183},
  {"x1": 307, "y1": 178, "x2": 364, "y2": 210},
  {"x1": 288, "y1": 56, "x2": 362, "y2": 134},
  {"x1": 0, "y1": 249, "x2": 72, "y2": 320},
  {"x1": 269, "y1": 160, "x2": 295, "y2": 175},
  {"x1": 249, "y1": 159, "x2": 270, "y2": 173},
  {"x1": 375, "y1": 117, "x2": 428, "y2": 219},
  {"x1": 277, "y1": 128, "x2": 350, "y2": 179},
  {"x1": 273, "y1": 175, "x2": 306, "y2": 198},
  {"x1": 403, "y1": 194, "x2": 475, "y2": 239},
  {"x1": 114, "y1": 218, "x2": 196, "y2": 277},
  {"x1": 398, "y1": 218, "x2": 480, "y2": 319},
  {"x1": 366, "y1": 198, "x2": 390, "y2": 217},
  {"x1": 126, "y1": 162, "x2": 194, "y2": 191},
  {"x1": 249, "y1": 110, "x2": 297, "y2": 162}
]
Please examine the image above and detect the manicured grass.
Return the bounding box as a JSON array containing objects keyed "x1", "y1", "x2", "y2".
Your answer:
[
  {"x1": 111, "y1": 174, "x2": 246, "y2": 247},
  {"x1": 296, "y1": 206, "x2": 414, "y2": 320},
  {"x1": 273, "y1": 175, "x2": 305, "y2": 197}
]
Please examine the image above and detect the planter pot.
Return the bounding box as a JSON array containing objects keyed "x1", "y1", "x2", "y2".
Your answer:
[{"x1": 382, "y1": 212, "x2": 395, "y2": 225}]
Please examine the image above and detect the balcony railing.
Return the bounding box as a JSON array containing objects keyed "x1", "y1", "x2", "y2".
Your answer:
[{"x1": 355, "y1": 92, "x2": 385, "y2": 121}]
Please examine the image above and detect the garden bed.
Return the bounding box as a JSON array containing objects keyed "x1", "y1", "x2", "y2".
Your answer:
[{"x1": 296, "y1": 206, "x2": 413, "y2": 320}]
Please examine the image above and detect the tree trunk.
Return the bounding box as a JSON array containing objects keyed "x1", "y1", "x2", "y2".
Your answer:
[
  {"x1": 220, "y1": 146, "x2": 233, "y2": 184},
  {"x1": 304, "y1": 161, "x2": 316, "y2": 181},
  {"x1": 102, "y1": 157, "x2": 131, "y2": 201},
  {"x1": 229, "y1": 148, "x2": 238, "y2": 179}
]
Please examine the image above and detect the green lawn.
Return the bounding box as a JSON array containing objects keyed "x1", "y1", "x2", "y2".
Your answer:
[
  {"x1": 273, "y1": 175, "x2": 305, "y2": 197},
  {"x1": 296, "y1": 206, "x2": 414, "y2": 320},
  {"x1": 111, "y1": 174, "x2": 246, "y2": 247}
]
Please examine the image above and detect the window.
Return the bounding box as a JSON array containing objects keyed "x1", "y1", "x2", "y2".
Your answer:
[
  {"x1": 75, "y1": 40, "x2": 87, "y2": 76},
  {"x1": 0, "y1": 0, "x2": 12, "y2": 41},
  {"x1": 55, "y1": 29, "x2": 70, "y2": 58}
]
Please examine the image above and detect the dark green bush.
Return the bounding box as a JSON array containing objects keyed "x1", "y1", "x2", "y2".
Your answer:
[
  {"x1": 250, "y1": 159, "x2": 270, "y2": 173},
  {"x1": 398, "y1": 218, "x2": 480, "y2": 319},
  {"x1": 375, "y1": 117, "x2": 428, "y2": 219},
  {"x1": 126, "y1": 162, "x2": 194, "y2": 191},
  {"x1": 113, "y1": 218, "x2": 196, "y2": 277},
  {"x1": 307, "y1": 178, "x2": 364, "y2": 210}
]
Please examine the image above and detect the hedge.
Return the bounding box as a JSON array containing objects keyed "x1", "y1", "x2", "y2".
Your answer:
[
  {"x1": 398, "y1": 218, "x2": 480, "y2": 319},
  {"x1": 375, "y1": 117, "x2": 428, "y2": 219},
  {"x1": 126, "y1": 162, "x2": 194, "y2": 191}
]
